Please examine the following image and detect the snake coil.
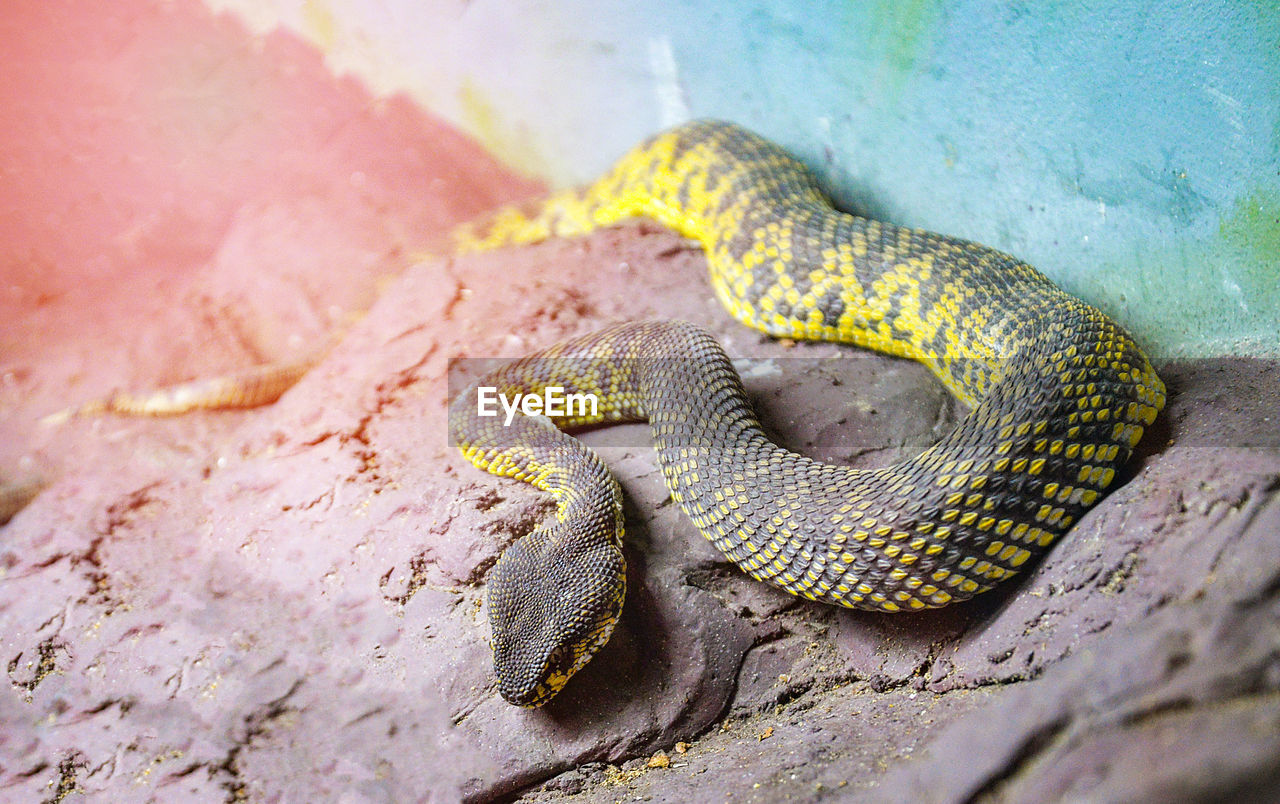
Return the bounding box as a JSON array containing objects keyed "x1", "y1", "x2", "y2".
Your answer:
[{"x1": 448, "y1": 120, "x2": 1164, "y2": 707}]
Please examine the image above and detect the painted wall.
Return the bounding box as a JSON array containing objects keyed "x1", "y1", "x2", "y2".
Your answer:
[{"x1": 205, "y1": 0, "x2": 1280, "y2": 357}]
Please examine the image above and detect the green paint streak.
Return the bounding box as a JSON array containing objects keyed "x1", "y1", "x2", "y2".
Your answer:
[
  {"x1": 1220, "y1": 188, "x2": 1280, "y2": 268},
  {"x1": 1048, "y1": 186, "x2": 1280, "y2": 358},
  {"x1": 846, "y1": 0, "x2": 943, "y2": 99},
  {"x1": 1199, "y1": 186, "x2": 1280, "y2": 356},
  {"x1": 868, "y1": 0, "x2": 943, "y2": 74}
]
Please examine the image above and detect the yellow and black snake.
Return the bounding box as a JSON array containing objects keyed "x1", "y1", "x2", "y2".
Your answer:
[{"x1": 447, "y1": 120, "x2": 1165, "y2": 707}]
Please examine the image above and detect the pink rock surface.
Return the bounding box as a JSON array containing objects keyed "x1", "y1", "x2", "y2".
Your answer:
[
  {"x1": 0, "y1": 0, "x2": 541, "y2": 481},
  {"x1": 0, "y1": 1, "x2": 541, "y2": 800}
]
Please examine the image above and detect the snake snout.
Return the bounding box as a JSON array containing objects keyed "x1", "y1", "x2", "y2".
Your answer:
[
  {"x1": 496, "y1": 642, "x2": 575, "y2": 708},
  {"x1": 488, "y1": 522, "x2": 626, "y2": 707}
]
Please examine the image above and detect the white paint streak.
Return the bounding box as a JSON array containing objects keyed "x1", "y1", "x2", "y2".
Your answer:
[
  {"x1": 1220, "y1": 267, "x2": 1250, "y2": 314},
  {"x1": 648, "y1": 35, "x2": 689, "y2": 127},
  {"x1": 1203, "y1": 83, "x2": 1246, "y2": 137}
]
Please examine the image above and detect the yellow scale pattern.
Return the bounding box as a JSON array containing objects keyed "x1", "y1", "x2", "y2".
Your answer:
[{"x1": 448, "y1": 120, "x2": 1165, "y2": 706}]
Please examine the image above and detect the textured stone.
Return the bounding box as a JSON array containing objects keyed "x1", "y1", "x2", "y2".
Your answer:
[
  {"x1": 519, "y1": 376, "x2": 1280, "y2": 803},
  {"x1": 12, "y1": 206, "x2": 1278, "y2": 802}
]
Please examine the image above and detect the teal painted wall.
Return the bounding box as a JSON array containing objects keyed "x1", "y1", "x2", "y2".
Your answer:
[
  {"x1": 212, "y1": 0, "x2": 1280, "y2": 357},
  {"x1": 647, "y1": 1, "x2": 1280, "y2": 358}
]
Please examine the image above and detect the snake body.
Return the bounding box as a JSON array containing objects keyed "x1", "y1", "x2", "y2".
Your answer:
[{"x1": 449, "y1": 120, "x2": 1165, "y2": 707}]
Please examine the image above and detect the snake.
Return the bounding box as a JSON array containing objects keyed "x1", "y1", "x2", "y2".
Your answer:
[{"x1": 447, "y1": 119, "x2": 1165, "y2": 707}]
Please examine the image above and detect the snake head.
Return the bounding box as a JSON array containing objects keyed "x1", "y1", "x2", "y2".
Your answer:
[{"x1": 487, "y1": 522, "x2": 626, "y2": 707}]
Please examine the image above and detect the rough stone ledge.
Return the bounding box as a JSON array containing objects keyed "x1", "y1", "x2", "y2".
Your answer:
[{"x1": 6, "y1": 221, "x2": 1278, "y2": 802}]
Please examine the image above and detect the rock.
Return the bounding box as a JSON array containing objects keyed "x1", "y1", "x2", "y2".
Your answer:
[
  {"x1": 12, "y1": 210, "x2": 1278, "y2": 802},
  {"x1": 518, "y1": 373, "x2": 1280, "y2": 803}
]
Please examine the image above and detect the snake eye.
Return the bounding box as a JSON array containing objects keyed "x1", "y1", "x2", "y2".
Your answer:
[{"x1": 545, "y1": 644, "x2": 573, "y2": 676}]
